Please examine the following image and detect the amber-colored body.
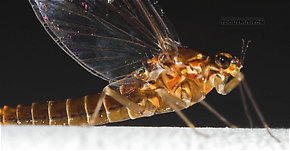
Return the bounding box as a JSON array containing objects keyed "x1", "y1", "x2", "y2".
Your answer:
[{"x1": 0, "y1": 48, "x2": 243, "y2": 126}]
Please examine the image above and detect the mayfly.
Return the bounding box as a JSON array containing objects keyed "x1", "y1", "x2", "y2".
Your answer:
[{"x1": 0, "y1": 0, "x2": 279, "y2": 141}]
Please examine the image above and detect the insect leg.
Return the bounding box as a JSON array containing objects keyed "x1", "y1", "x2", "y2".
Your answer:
[
  {"x1": 103, "y1": 86, "x2": 145, "y2": 113},
  {"x1": 214, "y1": 72, "x2": 244, "y2": 95},
  {"x1": 88, "y1": 92, "x2": 105, "y2": 126},
  {"x1": 156, "y1": 89, "x2": 208, "y2": 137},
  {"x1": 214, "y1": 73, "x2": 279, "y2": 142},
  {"x1": 241, "y1": 78, "x2": 280, "y2": 142},
  {"x1": 199, "y1": 101, "x2": 237, "y2": 128},
  {"x1": 89, "y1": 86, "x2": 145, "y2": 125},
  {"x1": 214, "y1": 72, "x2": 254, "y2": 127},
  {"x1": 239, "y1": 84, "x2": 253, "y2": 128}
]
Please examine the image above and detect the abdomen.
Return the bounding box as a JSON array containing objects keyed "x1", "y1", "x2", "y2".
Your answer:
[{"x1": 0, "y1": 94, "x2": 134, "y2": 126}]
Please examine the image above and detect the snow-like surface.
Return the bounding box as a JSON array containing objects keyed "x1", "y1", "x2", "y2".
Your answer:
[{"x1": 1, "y1": 126, "x2": 289, "y2": 150}]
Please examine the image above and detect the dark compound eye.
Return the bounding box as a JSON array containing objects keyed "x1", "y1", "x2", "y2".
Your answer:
[{"x1": 215, "y1": 55, "x2": 230, "y2": 69}]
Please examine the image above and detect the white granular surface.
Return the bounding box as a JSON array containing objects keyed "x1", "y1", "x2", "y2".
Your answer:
[{"x1": 0, "y1": 126, "x2": 289, "y2": 150}]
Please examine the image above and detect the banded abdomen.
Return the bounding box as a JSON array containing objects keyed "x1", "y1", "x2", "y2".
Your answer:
[{"x1": 0, "y1": 93, "x2": 145, "y2": 126}]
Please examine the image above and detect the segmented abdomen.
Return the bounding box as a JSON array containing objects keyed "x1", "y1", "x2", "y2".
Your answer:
[{"x1": 0, "y1": 94, "x2": 135, "y2": 126}]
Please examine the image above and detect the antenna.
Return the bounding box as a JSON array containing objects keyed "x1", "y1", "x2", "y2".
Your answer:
[{"x1": 240, "y1": 38, "x2": 252, "y2": 65}]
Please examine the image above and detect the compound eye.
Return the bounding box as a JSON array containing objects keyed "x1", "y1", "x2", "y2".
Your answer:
[{"x1": 215, "y1": 55, "x2": 230, "y2": 69}]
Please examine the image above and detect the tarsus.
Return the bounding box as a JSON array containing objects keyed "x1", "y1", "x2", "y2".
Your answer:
[
  {"x1": 239, "y1": 84, "x2": 253, "y2": 128},
  {"x1": 241, "y1": 78, "x2": 280, "y2": 142}
]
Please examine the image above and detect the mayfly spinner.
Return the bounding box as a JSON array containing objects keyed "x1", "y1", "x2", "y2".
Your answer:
[{"x1": 0, "y1": 0, "x2": 279, "y2": 141}]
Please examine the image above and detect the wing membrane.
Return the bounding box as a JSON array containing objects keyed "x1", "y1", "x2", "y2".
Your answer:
[{"x1": 29, "y1": 0, "x2": 180, "y2": 82}]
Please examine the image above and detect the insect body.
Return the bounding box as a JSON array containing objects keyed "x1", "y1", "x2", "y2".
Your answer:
[
  {"x1": 0, "y1": 1, "x2": 279, "y2": 142},
  {"x1": 0, "y1": 47, "x2": 243, "y2": 125}
]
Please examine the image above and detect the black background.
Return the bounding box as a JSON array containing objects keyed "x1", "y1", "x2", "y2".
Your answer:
[{"x1": 0, "y1": 0, "x2": 289, "y2": 128}]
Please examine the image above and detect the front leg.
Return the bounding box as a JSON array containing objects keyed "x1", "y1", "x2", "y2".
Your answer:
[{"x1": 214, "y1": 72, "x2": 244, "y2": 95}]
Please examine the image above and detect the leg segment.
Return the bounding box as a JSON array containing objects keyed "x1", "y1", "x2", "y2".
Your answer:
[
  {"x1": 214, "y1": 72, "x2": 244, "y2": 95},
  {"x1": 88, "y1": 91, "x2": 106, "y2": 126},
  {"x1": 103, "y1": 87, "x2": 145, "y2": 114},
  {"x1": 214, "y1": 72, "x2": 279, "y2": 142},
  {"x1": 239, "y1": 84, "x2": 253, "y2": 128},
  {"x1": 209, "y1": 72, "x2": 245, "y2": 127},
  {"x1": 199, "y1": 101, "x2": 237, "y2": 128},
  {"x1": 89, "y1": 86, "x2": 145, "y2": 125},
  {"x1": 156, "y1": 89, "x2": 208, "y2": 137},
  {"x1": 213, "y1": 72, "x2": 252, "y2": 127},
  {"x1": 241, "y1": 79, "x2": 280, "y2": 142}
]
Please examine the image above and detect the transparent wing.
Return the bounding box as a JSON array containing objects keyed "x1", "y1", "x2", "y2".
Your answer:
[{"x1": 29, "y1": 0, "x2": 180, "y2": 82}]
